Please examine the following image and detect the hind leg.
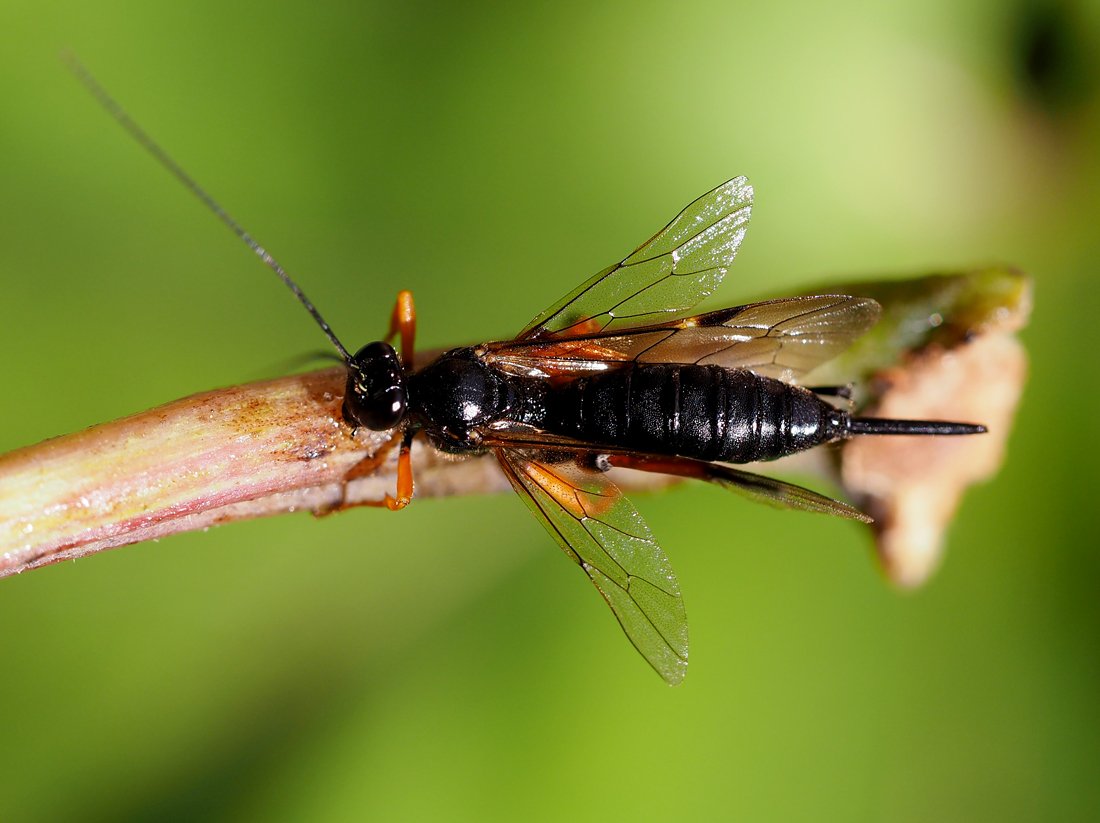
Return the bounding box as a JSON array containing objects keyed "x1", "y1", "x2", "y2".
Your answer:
[{"x1": 807, "y1": 384, "x2": 853, "y2": 400}]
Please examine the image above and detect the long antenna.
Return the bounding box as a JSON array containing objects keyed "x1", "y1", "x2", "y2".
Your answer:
[{"x1": 63, "y1": 54, "x2": 353, "y2": 362}]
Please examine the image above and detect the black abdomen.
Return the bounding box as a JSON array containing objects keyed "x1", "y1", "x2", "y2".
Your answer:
[{"x1": 547, "y1": 364, "x2": 836, "y2": 463}]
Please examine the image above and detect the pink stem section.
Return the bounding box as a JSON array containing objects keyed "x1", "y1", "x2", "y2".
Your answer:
[{"x1": 0, "y1": 367, "x2": 510, "y2": 578}]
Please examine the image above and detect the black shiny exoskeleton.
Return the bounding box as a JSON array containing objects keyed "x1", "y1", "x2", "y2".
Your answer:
[
  {"x1": 330, "y1": 178, "x2": 983, "y2": 686},
  {"x1": 356, "y1": 347, "x2": 977, "y2": 465},
  {"x1": 70, "y1": 64, "x2": 986, "y2": 685}
]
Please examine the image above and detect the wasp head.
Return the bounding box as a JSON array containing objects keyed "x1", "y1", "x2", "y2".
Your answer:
[{"x1": 343, "y1": 342, "x2": 408, "y2": 431}]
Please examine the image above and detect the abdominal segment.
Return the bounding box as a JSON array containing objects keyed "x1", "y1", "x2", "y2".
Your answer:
[{"x1": 545, "y1": 364, "x2": 834, "y2": 463}]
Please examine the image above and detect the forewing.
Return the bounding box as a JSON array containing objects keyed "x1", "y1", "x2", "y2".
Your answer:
[
  {"x1": 520, "y1": 177, "x2": 753, "y2": 340},
  {"x1": 489, "y1": 295, "x2": 881, "y2": 383},
  {"x1": 495, "y1": 447, "x2": 689, "y2": 685}
]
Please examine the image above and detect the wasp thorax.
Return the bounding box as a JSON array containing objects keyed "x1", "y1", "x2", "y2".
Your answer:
[{"x1": 343, "y1": 341, "x2": 408, "y2": 430}]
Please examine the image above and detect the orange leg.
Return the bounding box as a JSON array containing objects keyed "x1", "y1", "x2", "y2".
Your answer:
[
  {"x1": 386, "y1": 290, "x2": 417, "y2": 368},
  {"x1": 345, "y1": 432, "x2": 401, "y2": 482},
  {"x1": 605, "y1": 454, "x2": 711, "y2": 481},
  {"x1": 376, "y1": 431, "x2": 414, "y2": 510},
  {"x1": 319, "y1": 430, "x2": 416, "y2": 514}
]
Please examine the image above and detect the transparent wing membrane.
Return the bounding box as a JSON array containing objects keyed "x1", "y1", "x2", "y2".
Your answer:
[
  {"x1": 520, "y1": 177, "x2": 754, "y2": 340},
  {"x1": 495, "y1": 448, "x2": 689, "y2": 685},
  {"x1": 490, "y1": 295, "x2": 881, "y2": 383}
]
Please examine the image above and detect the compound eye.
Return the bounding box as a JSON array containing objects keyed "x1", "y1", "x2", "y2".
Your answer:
[{"x1": 361, "y1": 383, "x2": 407, "y2": 429}]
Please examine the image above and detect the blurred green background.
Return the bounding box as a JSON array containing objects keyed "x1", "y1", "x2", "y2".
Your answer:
[{"x1": 1, "y1": 1, "x2": 1097, "y2": 820}]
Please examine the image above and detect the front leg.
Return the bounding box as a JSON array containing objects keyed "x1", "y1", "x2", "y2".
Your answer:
[
  {"x1": 317, "y1": 429, "x2": 416, "y2": 514},
  {"x1": 386, "y1": 290, "x2": 417, "y2": 369}
]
